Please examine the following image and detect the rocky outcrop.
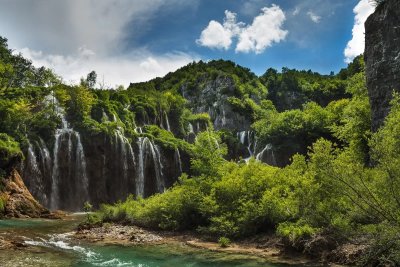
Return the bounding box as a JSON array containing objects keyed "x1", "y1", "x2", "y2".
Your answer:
[
  {"x1": 365, "y1": 0, "x2": 400, "y2": 131},
  {"x1": 1, "y1": 169, "x2": 49, "y2": 218},
  {"x1": 181, "y1": 75, "x2": 252, "y2": 131}
]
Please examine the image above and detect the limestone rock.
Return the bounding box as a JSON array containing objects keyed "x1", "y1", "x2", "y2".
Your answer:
[
  {"x1": 181, "y1": 75, "x2": 252, "y2": 131},
  {"x1": 1, "y1": 169, "x2": 49, "y2": 218},
  {"x1": 365, "y1": 0, "x2": 400, "y2": 131}
]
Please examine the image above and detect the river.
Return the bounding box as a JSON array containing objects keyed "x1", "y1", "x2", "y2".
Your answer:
[{"x1": 0, "y1": 214, "x2": 303, "y2": 267}]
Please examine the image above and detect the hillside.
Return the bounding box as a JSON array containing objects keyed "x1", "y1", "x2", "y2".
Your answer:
[{"x1": 1, "y1": 3, "x2": 400, "y2": 261}]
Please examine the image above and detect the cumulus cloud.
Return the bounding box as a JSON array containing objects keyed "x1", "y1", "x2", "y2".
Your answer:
[
  {"x1": 307, "y1": 11, "x2": 321, "y2": 23},
  {"x1": 195, "y1": 11, "x2": 242, "y2": 50},
  {"x1": 17, "y1": 47, "x2": 197, "y2": 87},
  {"x1": 197, "y1": 5, "x2": 288, "y2": 54},
  {"x1": 344, "y1": 0, "x2": 375, "y2": 63},
  {"x1": 236, "y1": 5, "x2": 288, "y2": 54}
]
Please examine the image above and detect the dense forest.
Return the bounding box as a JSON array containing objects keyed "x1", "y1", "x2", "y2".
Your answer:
[{"x1": 1, "y1": 27, "x2": 400, "y2": 265}]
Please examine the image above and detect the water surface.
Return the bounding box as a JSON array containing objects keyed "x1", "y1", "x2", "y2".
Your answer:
[{"x1": 0, "y1": 215, "x2": 302, "y2": 267}]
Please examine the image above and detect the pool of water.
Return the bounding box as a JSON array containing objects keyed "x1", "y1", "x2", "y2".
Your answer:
[{"x1": 0, "y1": 215, "x2": 302, "y2": 267}]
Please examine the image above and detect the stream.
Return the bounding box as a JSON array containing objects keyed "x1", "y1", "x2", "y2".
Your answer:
[{"x1": 0, "y1": 214, "x2": 301, "y2": 267}]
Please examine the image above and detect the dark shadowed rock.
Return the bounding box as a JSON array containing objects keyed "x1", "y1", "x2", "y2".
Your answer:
[{"x1": 365, "y1": 0, "x2": 400, "y2": 131}]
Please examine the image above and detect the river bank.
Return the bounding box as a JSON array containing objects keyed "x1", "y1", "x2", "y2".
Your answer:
[
  {"x1": 74, "y1": 222, "x2": 366, "y2": 266},
  {"x1": 0, "y1": 214, "x2": 315, "y2": 266},
  {"x1": 75, "y1": 223, "x2": 305, "y2": 265}
]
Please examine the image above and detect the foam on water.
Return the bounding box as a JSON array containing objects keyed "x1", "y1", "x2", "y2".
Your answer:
[{"x1": 24, "y1": 232, "x2": 142, "y2": 267}]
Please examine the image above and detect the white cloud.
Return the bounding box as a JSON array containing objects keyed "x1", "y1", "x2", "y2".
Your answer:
[
  {"x1": 17, "y1": 47, "x2": 197, "y2": 87},
  {"x1": 236, "y1": 5, "x2": 288, "y2": 54},
  {"x1": 197, "y1": 5, "x2": 288, "y2": 54},
  {"x1": 344, "y1": 0, "x2": 375, "y2": 63},
  {"x1": 307, "y1": 11, "x2": 321, "y2": 23},
  {"x1": 292, "y1": 7, "x2": 300, "y2": 16}
]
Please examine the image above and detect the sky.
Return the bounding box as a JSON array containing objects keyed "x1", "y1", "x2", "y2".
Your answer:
[{"x1": 0, "y1": 0, "x2": 375, "y2": 87}]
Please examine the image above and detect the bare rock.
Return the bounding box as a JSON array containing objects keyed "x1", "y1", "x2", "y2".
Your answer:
[
  {"x1": 365, "y1": 0, "x2": 400, "y2": 131},
  {"x1": 1, "y1": 169, "x2": 48, "y2": 218}
]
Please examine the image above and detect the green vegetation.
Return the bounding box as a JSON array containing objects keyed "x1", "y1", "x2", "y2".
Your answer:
[
  {"x1": 1, "y1": 35, "x2": 400, "y2": 264},
  {"x1": 218, "y1": 237, "x2": 231, "y2": 248}
]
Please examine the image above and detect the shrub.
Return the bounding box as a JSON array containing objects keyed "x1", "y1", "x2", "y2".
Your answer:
[{"x1": 218, "y1": 237, "x2": 231, "y2": 248}]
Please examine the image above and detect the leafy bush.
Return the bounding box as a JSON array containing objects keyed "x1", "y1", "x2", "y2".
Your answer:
[{"x1": 218, "y1": 237, "x2": 231, "y2": 248}]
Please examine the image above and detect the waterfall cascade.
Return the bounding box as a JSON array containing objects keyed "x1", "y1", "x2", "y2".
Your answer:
[
  {"x1": 23, "y1": 98, "x2": 183, "y2": 211},
  {"x1": 237, "y1": 131, "x2": 276, "y2": 165},
  {"x1": 48, "y1": 94, "x2": 89, "y2": 210},
  {"x1": 136, "y1": 136, "x2": 165, "y2": 197},
  {"x1": 174, "y1": 148, "x2": 183, "y2": 176}
]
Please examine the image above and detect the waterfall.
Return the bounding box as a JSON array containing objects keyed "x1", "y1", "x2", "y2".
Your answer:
[
  {"x1": 135, "y1": 137, "x2": 165, "y2": 197},
  {"x1": 114, "y1": 129, "x2": 135, "y2": 191},
  {"x1": 237, "y1": 131, "x2": 256, "y2": 161},
  {"x1": 27, "y1": 143, "x2": 41, "y2": 178},
  {"x1": 115, "y1": 131, "x2": 128, "y2": 183},
  {"x1": 164, "y1": 112, "x2": 171, "y2": 132},
  {"x1": 25, "y1": 143, "x2": 45, "y2": 203},
  {"x1": 174, "y1": 148, "x2": 183, "y2": 176},
  {"x1": 188, "y1": 123, "x2": 194, "y2": 134},
  {"x1": 136, "y1": 137, "x2": 145, "y2": 197},
  {"x1": 37, "y1": 138, "x2": 51, "y2": 206},
  {"x1": 38, "y1": 138, "x2": 51, "y2": 177},
  {"x1": 152, "y1": 144, "x2": 165, "y2": 192},
  {"x1": 48, "y1": 94, "x2": 89, "y2": 211},
  {"x1": 256, "y1": 144, "x2": 277, "y2": 166},
  {"x1": 50, "y1": 129, "x2": 62, "y2": 210},
  {"x1": 75, "y1": 133, "x2": 89, "y2": 204},
  {"x1": 102, "y1": 110, "x2": 109, "y2": 122},
  {"x1": 135, "y1": 127, "x2": 143, "y2": 134}
]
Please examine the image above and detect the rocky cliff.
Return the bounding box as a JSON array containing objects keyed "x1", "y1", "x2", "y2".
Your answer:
[
  {"x1": 365, "y1": 0, "x2": 400, "y2": 131},
  {"x1": 1, "y1": 169, "x2": 50, "y2": 218}
]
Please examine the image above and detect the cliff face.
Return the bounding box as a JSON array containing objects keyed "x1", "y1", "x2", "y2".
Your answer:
[
  {"x1": 181, "y1": 75, "x2": 253, "y2": 131},
  {"x1": 365, "y1": 0, "x2": 400, "y2": 131},
  {"x1": 22, "y1": 130, "x2": 190, "y2": 211},
  {"x1": 1, "y1": 169, "x2": 49, "y2": 218}
]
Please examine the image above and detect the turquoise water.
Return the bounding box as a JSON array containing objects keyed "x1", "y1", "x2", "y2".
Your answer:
[{"x1": 0, "y1": 216, "x2": 300, "y2": 267}]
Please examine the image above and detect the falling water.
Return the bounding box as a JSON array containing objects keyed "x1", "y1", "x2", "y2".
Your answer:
[
  {"x1": 38, "y1": 138, "x2": 51, "y2": 177},
  {"x1": 37, "y1": 138, "x2": 51, "y2": 206},
  {"x1": 48, "y1": 94, "x2": 89, "y2": 211},
  {"x1": 114, "y1": 129, "x2": 135, "y2": 190},
  {"x1": 237, "y1": 131, "x2": 256, "y2": 161},
  {"x1": 136, "y1": 137, "x2": 145, "y2": 197},
  {"x1": 75, "y1": 133, "x2": 89, "y2": 202},
  {"x1": 255, "y1": 144, "x2": 277, "y2": 166},
  {"x1": 164, "y1": 112, "x2": 171, "y2": 132},
  {"x1": 188, "y1": 123, "x2": 194, "y2": 134},
  {"x1": 136, "y1": 137, "x2": 165, "y2": 197},
  {"x1": 27, "y1": 143, "x2": 41, "y2": 178},
  {"x1": 174, "y1": 148, "x2": 183, "y2": 175}
]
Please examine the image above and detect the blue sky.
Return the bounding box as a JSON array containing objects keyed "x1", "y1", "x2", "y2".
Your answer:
[{"x1": 0, "y1": 0, "x2": 375, "y2": 86}]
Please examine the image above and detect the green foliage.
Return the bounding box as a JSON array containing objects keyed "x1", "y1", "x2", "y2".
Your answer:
[
  {"x1": 218, "y1": 237, "x2": 231, "y2": 247},
  {"x1": 190, "y1": 131, "x2": 227, "y2": 176},
  {"x1": 0, "y1": 194, "x2": 6, "y2": 216},
  {"x1": 0, "y1": 36, "x2": 60, "y2": 88},
  {"x1": 277, "y1": 221, "x2": 318, "y2": 242},
  {"x1": 0, "y1": 133, "x2": 23, "y2": 169}
]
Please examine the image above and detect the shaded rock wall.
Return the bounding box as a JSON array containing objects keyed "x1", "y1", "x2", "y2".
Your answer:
[
  {"x1": 22, "y1": 132, "x2": 190, "y2": 211},
  {"x1": 365, "y1": 0, "x2": 400, "y2": 131}
]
